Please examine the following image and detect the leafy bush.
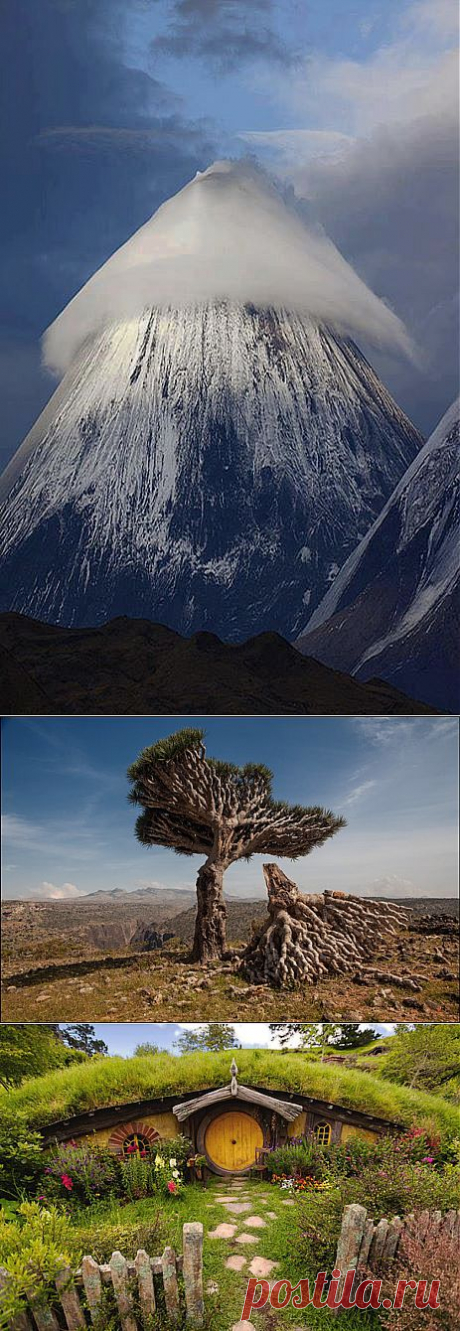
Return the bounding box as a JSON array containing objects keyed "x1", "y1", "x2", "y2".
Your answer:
[
  {"x1": 40, "y1": 1141, "x2": 121, "y2": 1208},
  {"x1": 120, "y1": 1150, "x2": 157, "y2": 1202},
  {"x1": 295, "y1": 1185, "x2": 344, "y2": 1271},
  {"x1": 73, "y1": 1208, "x2": 164, "y2": 1264},
  {"x1": 0, "y1": 1113, "x2": 44, "y2": 1199},
  {"x1": 156, "y1": 1137, "x2": 192, "y2": 1170},
  {"x1": 118, "y1": 1136, "x2": 192, "y2": 1202},
  {"x1": 339, "y1": 1154, "x2": 459, "y2": 1220},
  {"x1": 4, "y1": 1048, "x2": 458, "y2": 1140},
  {"x1": 292, "y1": 1135, "x2": 460, "y2": 1279},
  {"x1": 0, "y1": 1202, "x2": 76, "y2": 1330},
  {"x1": 266, "y1": 1138, "x2": 327, "y2": 1181}
]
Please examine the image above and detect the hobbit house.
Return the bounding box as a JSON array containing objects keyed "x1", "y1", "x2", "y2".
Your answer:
[{"x1": 41, "y1": 1059, "x2": 399, "y2": 1176}]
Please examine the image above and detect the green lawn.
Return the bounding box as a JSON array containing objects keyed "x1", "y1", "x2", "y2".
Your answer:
[{"x1": 68, "y1": 1179, "x2": 376, "y2": 1331}]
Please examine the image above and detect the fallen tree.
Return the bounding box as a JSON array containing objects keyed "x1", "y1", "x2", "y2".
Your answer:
[{"x1": 241, "y1": 864, "x2": 409, "y2": 988}]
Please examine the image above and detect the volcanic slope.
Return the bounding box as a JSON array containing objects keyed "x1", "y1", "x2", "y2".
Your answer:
[
  {"x1": 296, "y1": 400, "x2": 459, "y2": 711},
  {"x1": 0, "y1": 161, "x2": 421, "y2": 639}
]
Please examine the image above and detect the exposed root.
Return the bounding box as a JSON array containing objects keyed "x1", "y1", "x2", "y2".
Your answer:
[{"x1": 241, "y1": 864, "x2": 409, "y2": 989}]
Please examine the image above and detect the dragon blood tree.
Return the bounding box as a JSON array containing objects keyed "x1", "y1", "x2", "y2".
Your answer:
[{"x1": 127, "y1": 728, "x2": 345, "y2": 963}]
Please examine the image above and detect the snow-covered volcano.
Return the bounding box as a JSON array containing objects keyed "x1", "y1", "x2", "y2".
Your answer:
[
  {"x1": 296, "y1": 400, "x2": 459, "y2": 711},
  {"x1": 0, "y1": 160, "x2": 421, "y2": 637}
]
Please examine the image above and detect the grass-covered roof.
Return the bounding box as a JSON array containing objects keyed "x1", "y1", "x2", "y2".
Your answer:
[{"x1": 1, "y1": 1049, "x2": 457, "y2": 1139}]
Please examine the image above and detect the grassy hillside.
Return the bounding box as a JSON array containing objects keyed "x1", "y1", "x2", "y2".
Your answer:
[{"x1": 1, "y1": 1048, "x2": 458, "y2": 1138}]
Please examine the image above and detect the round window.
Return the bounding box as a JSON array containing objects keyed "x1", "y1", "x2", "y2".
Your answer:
[{"x1": 122, "y1": 1133, "x2": 151, "y2": 1158}]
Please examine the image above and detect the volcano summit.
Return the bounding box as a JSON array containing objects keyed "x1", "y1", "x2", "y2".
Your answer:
[{"x1": 0, "y1": 161, "x2": 421, "y2": 638}]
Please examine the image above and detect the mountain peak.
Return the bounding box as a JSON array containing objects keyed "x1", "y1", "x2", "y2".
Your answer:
[{"x1": 43, "y1": 158, "x2": 410, "y2": 377}]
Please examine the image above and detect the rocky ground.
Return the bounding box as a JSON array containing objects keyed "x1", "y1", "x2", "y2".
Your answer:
[{"x1": 2, "y1": 903, "x2": 458, "y2": 1023}]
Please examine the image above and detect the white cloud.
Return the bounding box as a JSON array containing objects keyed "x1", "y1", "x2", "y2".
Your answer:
[
  {"x1": 35, "y1": 881, "x2": 82, "y2": 900},
  {"x1": 361, "y1": 874, "x2": 417, "y2": 898},
  {"x1": 1, "y1": 810, "x2": 109, "y2": 862},
  {"x1": 43, "y1": 158, "x2": 411, "y2": 378},
  {"x1": 240, "y1": 2, "x2": 458, "y2": 431},
  {"x1": 341, "y1": 779, "x2": 377, "y2": 808},
  {"x1": 239, "y1": 128, "x2": 354, "y2": 166}
]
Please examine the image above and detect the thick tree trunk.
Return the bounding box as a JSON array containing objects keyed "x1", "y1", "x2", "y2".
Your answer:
[{"x1": 191, "y1": 860, "x2": 227, "y2": 962}]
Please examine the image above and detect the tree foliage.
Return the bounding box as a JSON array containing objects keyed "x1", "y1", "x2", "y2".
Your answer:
[
  {"x1": 128, "y1": 728, "x2": 345, "y2": 864},
  {"x1": 0, "y1": 1026, "x2": 83, "y2": 1090},
  {"x1": 381, "y1": 1025, "x2": 460, "y2": 1094},
  {"x1": 133, "y1": 1042, "x2": 160, "y2": 1058},
  {"x1": 269, "y1": 1023, "x2": 379, "y2": 1051},
  {"x1": 59, "y1": 1026, "x2": 108, "y2": 1057},
  {"x1": 174, "y1": 1024, "x2": 240, "y2": 1054}
]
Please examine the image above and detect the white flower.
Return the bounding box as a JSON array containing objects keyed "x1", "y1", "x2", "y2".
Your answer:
[
  {"x1": 172, "y1": 1170, "x2": 180, "y2": 1179},
  {"x1": 169, "y1": 1158, "x2": 177, "y2": 1168}
]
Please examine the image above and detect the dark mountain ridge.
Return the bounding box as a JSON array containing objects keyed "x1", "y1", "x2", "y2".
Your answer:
[{"x1": 0, "y1": 612, "x2": 436, "y2": 715}]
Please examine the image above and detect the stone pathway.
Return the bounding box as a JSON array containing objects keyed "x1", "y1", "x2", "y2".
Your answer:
[{"x1": 203, "y1": 1176, "x2": 284, "y2": 1331}]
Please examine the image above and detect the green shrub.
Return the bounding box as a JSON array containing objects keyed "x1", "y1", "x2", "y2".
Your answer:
[
  {"x1": 0, "y1": 1202, "x2": 76, "y2": 1330},
  {"x1": 157, "y1": 1136, "x2": 192, "y2": 1170},
  {"x1": 73, "y1": 1207, "x2": 164, "y2": 1264},
  {"x1": 120, "y1": 1150, "x2": 157, "y2": 1202},
  {"x1": 40, "y1": 1141, "x2": 121, "y2": 1208},
  {"x1": 292, "y1": 1139, "x2": 460, "y2": 1279},
  {"x1": 295, "y1": 1185, "x2": 344, "y2": 1271},
  {"x1": 0, "y1": 1113, "x2": 44, "y2": 1199},
  {"x1": 265, "y1": 1138, "x2": 327, "y2": 1180}
]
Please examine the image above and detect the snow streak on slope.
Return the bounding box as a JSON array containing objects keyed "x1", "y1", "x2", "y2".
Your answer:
[
  {"x1": 43, "y1": 159, "x2": 412, "y2": 377},
  {"x1": 296, "y1": 400, "x2": 459, "y2": 710},
  {"x1": 0, "y1": 304, "x2": 421, "y2": 638}
]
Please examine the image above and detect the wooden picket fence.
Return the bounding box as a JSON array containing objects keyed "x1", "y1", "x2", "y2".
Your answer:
[
  {"x1": 335, "y1": 1203, "x2": 460, "y2": 1282},
  {"x1": 1, "y1": 1222, "x2": 204, "y2": 1330}
]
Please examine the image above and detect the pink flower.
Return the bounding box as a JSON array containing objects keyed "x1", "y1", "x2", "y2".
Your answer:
[
  {"x1": 60, "y1": 1174, "x2": 73, "y2": 1190},
  {"x1": 167, "y1": 1181, "x2": 177, "y2": 1193},
  {"x1": 422, "y1": 1156, "x2": 434, "y2": 1163}
]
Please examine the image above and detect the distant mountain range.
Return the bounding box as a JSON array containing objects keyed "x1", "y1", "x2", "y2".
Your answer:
[{"x1": 80, "y1": 887, "x2": 195, "y2": 905}]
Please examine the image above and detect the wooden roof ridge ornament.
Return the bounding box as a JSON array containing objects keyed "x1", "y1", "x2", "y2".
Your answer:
[
  {"x1": 172, "y1": 1069, "x2": 303, "y2": 1123},
  {"x1": 241, "y1": 863, "x2": 409, "y2": 988}
]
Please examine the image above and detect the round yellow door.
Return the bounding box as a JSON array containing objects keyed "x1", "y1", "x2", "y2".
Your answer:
[{"x1": 205, "y1": 1111, "x2": 263, "y2": 1172}]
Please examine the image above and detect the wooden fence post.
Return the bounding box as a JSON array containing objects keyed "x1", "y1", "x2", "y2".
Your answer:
[
  {"x1": 0, "y1": 1267, "x2": 34, "y2": 1331},
  {"x1": 27, "y1": 1297, "x2": 60, "y2": 1331},
  {"x1": 81, "y1": 1255, "x2": 103, "y2": 1323},
  {"x1": 109, "y1": 1251, "x2": 138, "y2": 1331},
  {"x1": 369, "y1": 1218, "x2": 390, "y2": 1268},
  {"x1": 162, "y1": 1246, "x2": 180, "y2": 1322},
  {"x1": 55, "y1": 1267, "x2": 86, "y2": 1330},
  {"x1": 382, "y1": 1217, "x2": 403, "y2": 1264},
  {"x1": 134, "y1": 1249, "x2": 156, "y2": 1319},
  {"x1": 335, "y1": 1203, "x2": 367, "y2": 1301},
  {"x1": 183, "y1": 1223, "x2": 204, "y2": 1325}
]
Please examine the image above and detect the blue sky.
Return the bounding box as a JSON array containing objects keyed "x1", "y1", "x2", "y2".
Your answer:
[
  {"x1": 0, "y1": 0, "x2": 458, "y2": 468},
  {"x1": 2, "y1": 715, "x2": 458, "y2": 900},
  {"x1": 88, "y1": 1021, "x2": 395, "y2": 1056}
]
